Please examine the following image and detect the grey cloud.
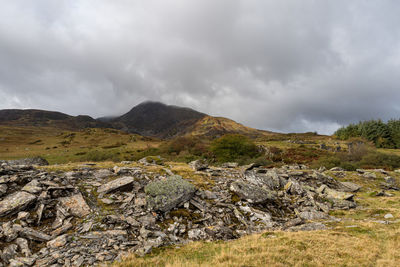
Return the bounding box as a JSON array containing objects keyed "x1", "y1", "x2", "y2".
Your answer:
[{"x1": 0, "y1": 0, "x2": 400, "y2": 134}]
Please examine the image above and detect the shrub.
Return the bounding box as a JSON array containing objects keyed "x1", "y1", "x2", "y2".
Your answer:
[{"x1": 210, "y1": 134, "x2": 260, "y2": 163}]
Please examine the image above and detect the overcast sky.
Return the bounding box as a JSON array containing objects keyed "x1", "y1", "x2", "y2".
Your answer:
[{"x1": 1, "y1": 1, "x2": 400, "y2": 134}]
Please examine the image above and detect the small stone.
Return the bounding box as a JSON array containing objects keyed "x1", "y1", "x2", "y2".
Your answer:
[
  {"x1": 384, "y1": 213, "x2": 394, "y2": 219},
  {"x1": 47, "y1": 234, "x2": 67, "y2": 248},
  {"x1": 17, "y1": 211, "x2": 30, "y2": 221},
  {"x1": 0, "y1": 184, "x2": 8, "y2": 196}
]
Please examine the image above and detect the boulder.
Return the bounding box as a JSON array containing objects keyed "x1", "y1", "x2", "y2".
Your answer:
[
  {"x1": 0, "y1": 191, "x2": 37, "y2": 217},
  {"x1": 97, "y1": 176, "x2": 134, "y2": 194},
  {"x1": 59, "y1": 193, "x2": 91, "y2": 218},
  {"x1": 230, "y1": 181, "x2": 277, "y2": 204},
  {"x1": 145, "y1": 175, "x2": 196, "y2": 212},
  {"x1": 340, "y1": 182, "x2": 362, "y2": 192},
  {"x1": 189, "y1": 160, "x2": 208, "y2": 171}
]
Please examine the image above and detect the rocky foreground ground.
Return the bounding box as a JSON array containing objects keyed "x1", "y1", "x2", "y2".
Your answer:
[{"x1": 0, "y1": 158, "x2": 380, "y2": 266}]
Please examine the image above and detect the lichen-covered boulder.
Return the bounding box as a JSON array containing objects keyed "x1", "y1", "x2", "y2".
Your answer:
[{"x1": 145, "y1": 175, "x2": 196, "y2": 212}]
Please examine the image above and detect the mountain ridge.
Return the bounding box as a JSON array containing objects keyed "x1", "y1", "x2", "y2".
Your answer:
[{"x1": 0, "y1": 101, "x2": 272, "y2": 139}]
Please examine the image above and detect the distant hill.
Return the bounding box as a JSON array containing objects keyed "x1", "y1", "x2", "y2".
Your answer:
[
  {"x1": 0, "y1": 102, "x2": 273, "y2": 139},
  {"x1": 183, "y1": 116, "x2": 270, "y2": 138},
  {"x1": 0, "y1": 109, "x2": 110, "y2": 130}
]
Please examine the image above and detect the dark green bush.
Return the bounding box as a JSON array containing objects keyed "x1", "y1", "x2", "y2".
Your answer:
[
  {"x1": 210, "y1": 134, "x2": 260, "y2": 163},
  {"x1": 312, "y1": 149, "x2": 400, "y2": 171}
]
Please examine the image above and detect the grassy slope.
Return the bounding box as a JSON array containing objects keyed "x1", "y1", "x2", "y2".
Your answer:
[
  {"x1": 113, "y1": 169, "x2": 400, "y2": 267},
  {"x1": 0, "y1": 126, "x2": 161, "y2": 164}
]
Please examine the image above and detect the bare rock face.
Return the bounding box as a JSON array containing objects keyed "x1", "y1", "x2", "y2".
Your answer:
[
  {"x1": 0, "y1": 191, "x2": 36, "y2": 216},
  {"x1": 145, "y1": 175, "x2": 196, "y2": 212},
  {"x1": 59, "y1": 193, "x2": 91, "y2": 218},
  {"x1": 97, "y1": 176, "x2": 135, "y2": 194}
]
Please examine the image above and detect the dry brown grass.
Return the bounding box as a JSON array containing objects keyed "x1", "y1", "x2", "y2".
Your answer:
[
  {"x1": 114, "y1": 222, "x2": 400, "y2": 267},
  {"x1": 113, "y1": 169, "x2": 400, "y2": 267}
]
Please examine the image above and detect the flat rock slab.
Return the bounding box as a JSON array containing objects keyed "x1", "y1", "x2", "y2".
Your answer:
[
  {"x1": 97, "y1": 176, "x2": 134, "y2": 194},
  {"x1": 145, "y1": 175, "x2": 196, "y2": 212},
  {"x1": 59, "y1": 193, "x2": 91, "y2": 218},
  {"x1": 18, "y1": 227, "x2": 52, "y2": 242},
  {"x1": 230, "y1": 181, "x2": 277, "y2": 204},
  {"x1": 340, "y1": 182, "x2": 362, "y2": 192},
  {"x1": 0, "y1": 191, "x2": 37, "y2": 216}
]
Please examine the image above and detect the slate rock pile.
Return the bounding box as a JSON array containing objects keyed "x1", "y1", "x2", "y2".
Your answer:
[{"x1": 0, "y1": 160, "x2": 359, "y2": 266}]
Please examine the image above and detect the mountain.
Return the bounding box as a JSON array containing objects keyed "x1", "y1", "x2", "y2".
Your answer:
[
  {"x1": 0, "y1": 109, "x2": 110, "y2": 130},
  {"x1": 0, "y1": 102, "x2": 273, "y2": 139},
  {"x1": 110, "y1": 101, "x2": 207, "y2": 138},
  {"x1": 109, "y1": 101, "x2": 272, "y2": 139}
]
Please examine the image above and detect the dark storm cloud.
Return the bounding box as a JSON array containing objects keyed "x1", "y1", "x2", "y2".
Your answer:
[{"x1": 0, "y1": 0, "x2": 400, "y2": 134}]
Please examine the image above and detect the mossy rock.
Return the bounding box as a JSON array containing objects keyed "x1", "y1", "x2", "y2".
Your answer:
[{"x1": 145, "y1": 175, "x2": 196, "y2": 212}]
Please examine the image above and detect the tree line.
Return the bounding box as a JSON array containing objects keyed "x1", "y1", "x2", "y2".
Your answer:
[{"x1": 335, "y1": 119, "x2": 400, "y2": 148}]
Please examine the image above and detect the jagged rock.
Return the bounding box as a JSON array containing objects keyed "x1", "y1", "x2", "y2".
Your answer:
[
  {"x1": 221, "y1": 162, "x2": 239, "y2": 168},
  {"x1": 21, "y1": 179, "x2": 42, "y2": 194},
  {"x1": 47, "y1": 234, "x2": 67, "y2": 248},
  {"x1": 97, "y1": 176, "x2": 135, "y2": 194},
  {"x1": 1, "y1": 244, "x2": 18, "y2": 264},
  {"x1": 9, "y1": 257, "x2": 36, "y2": 267},
  {"x1": 18, "y1": 227, "x2": 51, "y2": 242},
  {"x1": 230, "y1": 181, "x2": 277, "y2": 203},
  {"x1": 189, "y1": 160, "x2": 208, "y2": 171},
  {"x1": 0, "y1": 162, "x2": 359, "y2": 266},
  {"x1": 0, "y1": 191, "x2": 37, "y2": 217},
  {"x1": 59, "y1": 193, "x2": 91, "y2": 218},
  {"x1": 15, "y1": 238, "x2": 31, "y2": 257},
  {"x1": 17, "y1": 212, "x2": 30, "y2": 221},
  {"x1": 0, "y1": 184, "x2": 7, "y2": 197},
  {"x1": 2, "y1": 222, "x2": 18, "y2": 242},
  {"x1": 93, "y1": 169, "x2": 114, "y2": 179},
  {"x1": 317, "y1": 185, "x2": 354, "y2": 200},
  {"x1": 145, "y1": 175, "x2": 196, "y2": 212},
  {"x1": 340, "y1": 182, "x2": 362, "y2": 192}
]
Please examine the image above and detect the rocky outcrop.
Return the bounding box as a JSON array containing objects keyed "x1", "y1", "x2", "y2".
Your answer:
[{"x1": 0, "y1": 161, "x2": 361, "y2": 266}]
